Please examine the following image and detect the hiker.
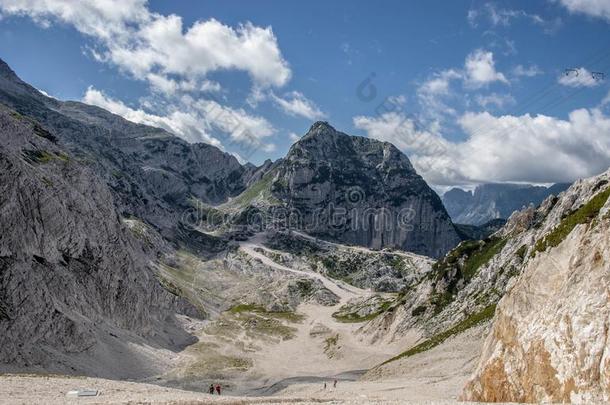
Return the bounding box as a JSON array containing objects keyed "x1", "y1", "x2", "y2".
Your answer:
[
  {"x1": 215, "y1": 384, "x2": 222, "y2": 395},
  {"x1": 209, "y1": 384, "x2": 215, "y2": 395},
  {"x1": 323, "y1": 382, "x2": 327, "y2": 390},
  {"x1": 333, "y1": 379, "x2": 337, "y2": 388}
]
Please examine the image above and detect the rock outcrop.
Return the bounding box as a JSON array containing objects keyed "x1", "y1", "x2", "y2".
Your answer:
[{"x1": 462, "y1": 171, "x2": 610, "y2": 403}]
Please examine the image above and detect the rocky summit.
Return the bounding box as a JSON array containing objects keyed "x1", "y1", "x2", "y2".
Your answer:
[{"x1": 250, "y1": 122, "x2": 461, "y2": 258}]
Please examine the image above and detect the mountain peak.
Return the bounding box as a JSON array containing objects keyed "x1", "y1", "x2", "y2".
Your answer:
[
  {"x1": 303, "y1": 121, "x2": 337, "y2": 139},
  {"x1": 309, "y1": 121, "x2": 335, "y2": 131}
]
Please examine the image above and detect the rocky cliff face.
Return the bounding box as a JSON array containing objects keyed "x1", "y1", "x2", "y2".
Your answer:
[
  {"x1": 0, "y1": 105, "x2": 198, "y2": 377},
  {"x1": 0, "y1": 58, "x2": 252, "y2": 235},
  {"x1": 462, "y1": 171, "x2": 610, "y2": 403},
  {"x1": 443, "y1": 183, "x2": 570, "y2": 225},
  {"x1": 266, "y1": 122, "x2": 460, "y2": 258}
]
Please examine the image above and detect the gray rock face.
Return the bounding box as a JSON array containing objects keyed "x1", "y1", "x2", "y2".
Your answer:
[
  {"x1": 0, "y1": 58, "x2": 252, "y2": 235},
  {"x1": 443, "y1": 182, "x2": 570, "y2": 225},
  {"x1": 0, "y1": 106, "x2": 197, "y2": 377},
  {"x1": 270, "y1": 122, "x2": 460, "y2": 258}
]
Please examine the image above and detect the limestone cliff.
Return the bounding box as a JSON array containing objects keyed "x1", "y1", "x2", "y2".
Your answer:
[
  {"x1": 462, "y1": 170, "x2": 610, "y2": 403},
  {"x1": 0, "y1": 105, "x2": 197, "y2": 378}
]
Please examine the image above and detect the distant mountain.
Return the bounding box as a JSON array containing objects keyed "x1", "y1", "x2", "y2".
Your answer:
[
  {"x1": 230, "y1": 121, "x2": 461, "y2": 258},
  {"x1": 442, "y1": 182, "x2": 570, "y2": 225}
]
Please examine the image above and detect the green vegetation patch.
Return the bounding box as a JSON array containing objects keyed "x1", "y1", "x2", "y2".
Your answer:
[
  {"x1": 461, "y1": 237, "x2": 507, "y2": 281},
  {"x1": 381, "y1": 304, "x2": 496, "y2": 365},
  {"x1": 432, "y1": 237, "x2": 507, "y2": 283},
  {"x1": 411, "y1": 305, "x2": 427, "y2": 317},
  {"x1": 228, "y1": 303, "x2": 304, "y2": 323},
  {"x1": 22, "y1": 149, "x2": 69, "y2": 164},
  {"x1": 183, "y1": 350, "x2": 252, "y2": 376},
  {"x1": 324, "y1": 333, "x2": 340, "y2": 352},
  {"x1": 332, "y1": 299, "x2": 393, "y2": 323},
  {"x1": 429, "y1": 237, "x2": 505, "y2": 315},
  {"x1": 532, "y1": 186, "x2": 610, "y2": 257},
  {"x1": 231, "y1": 171, "x2": 279, "y2": 207}
]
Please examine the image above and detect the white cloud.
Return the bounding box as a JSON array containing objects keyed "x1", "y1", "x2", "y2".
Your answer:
[
  {"x1": 464, "y1": 49, "x2": 508, "y2": 88},
  {"x1": 83, "y1": 87, "x2": 277, "y2": 153},
  {"x1": 417, "y1": 69, "x2": 461, "y2": 121},
  {"x1": 191, "y1": 97, "x2": 275, "y2": 148},
  {"x1": 0, "y1": 0, "x2": 291, "y2": 90},
  {"x1": 475, "y1": 93, "x2": 516, "y2": 109},
  {"x1": 83, "y1": 86, "x2": 221, "y2": 146},
  {"x1": 83, "y1": 88, "x2": 221, "y2": 146},
  {"x1": 559, "y1": 67, "x2": 602, "y2": 87},
  {"x1": 354, "y1": 107, "x2": 610, "y2": 186},
  {"x1": 354, "y1": 112, "x2": 449, "y2": 156},
  {"x1": 512, "y1": 64, "x2": 543, "y2": 77},
  {"x1": 556, "y1": 0, "x2": 610, "y2": 21},
  {"x1": 200, "y1": 80, "x2": 222, "y2": 93},
  {"x1": 270, "y1": 91, "x2": 326, "y2": 120},
  {"x1": 0, "y1": 0, "x2": 149, "y2": 39},
  {"x1": 416, "y1": 50, "x2": 507, "y2": 121},
  {"x1": 468, "y1": 2, "x2": 562, "y2": 32},
  {"x1": 288, "y1": 132, "x2": 301, "y2": 142}
]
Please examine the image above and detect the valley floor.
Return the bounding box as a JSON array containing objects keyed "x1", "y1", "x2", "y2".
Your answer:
[
  {"x1": 1, "y1": 233, "x2": 507, "y2": 404},
  {"x1": 0, "y1": 325, "x2": 507, "y2": 404}
]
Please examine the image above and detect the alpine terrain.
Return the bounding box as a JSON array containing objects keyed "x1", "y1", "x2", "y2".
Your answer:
[{"x1": 1, "y1": 4, "x2": 610, "y2": 402}]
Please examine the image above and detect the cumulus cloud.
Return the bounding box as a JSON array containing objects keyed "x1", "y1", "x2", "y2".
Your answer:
[
  {"x1": 354, "y1": 112, "x2": 448, "y2": 156},
  {"x1": 270, "y1": 91, "x2": 326, "y2": 120},
  {"x1": 0, "y1": 0, "x2": 291, "y2": 90},
  {"x1": 417, "y1": 50, "x2": 507, "y2": 121},
  {"x1": 464, "y1": 49, "x2": 508, "y2": 88},
  {"x1": 83, "y1": 87, "x2": 276, "y2": 152},
  {"x1": 83, "y1": 87, "x2": 221, "y2": 146},
  {"x1": 512, "y1": 64, "x2": 543, "y2": 77},
  {"x1": 190, "y1": 97, "x2": 276, "y2": 149},
  {"x1": 559, "y1": 67, "x2": 603, "y2": 87},
  {"x1": 354, "y1": 108, "x2": 610, "y2": 186},
  {"x1": 556, "y1": 0, "x2": 610, "y2": 21},
  {"x1": 417, "y1": 69, "x2": 461, "y2": 121}
]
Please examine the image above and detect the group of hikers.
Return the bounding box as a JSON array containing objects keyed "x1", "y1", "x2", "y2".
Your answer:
[
  {"x1": 323, "y1": 380, "x2": 338, "y2": 390},
  {"x1": 207, "y1": 380, "x2": 337, "y2": 396},
  {"x1": 208, "y1": 384, "x2": 222, "y2": 395}
]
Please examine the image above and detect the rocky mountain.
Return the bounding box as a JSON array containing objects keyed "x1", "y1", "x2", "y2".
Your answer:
[
  {"x1": 443, "y1": 182, "x2": 570, "y2": 225},
  {"x1": 0, "y1": 58, "x2": 252, "y2": 237},
  {"x1": 0, "y1": 104, "x2": 198, "y2": 378},
  {"x1": 228, "y1": 122, "x2": 461, "y2": 258}
]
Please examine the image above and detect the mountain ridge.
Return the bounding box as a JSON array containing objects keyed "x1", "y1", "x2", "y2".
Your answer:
[{"x1": 443, "y1": 182, "x2": 571, "y2": 225}]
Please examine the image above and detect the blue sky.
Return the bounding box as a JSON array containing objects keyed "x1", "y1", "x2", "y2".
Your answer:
[{"x1": 0, "y1": 0, "x2": 610, "y2": 188}]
